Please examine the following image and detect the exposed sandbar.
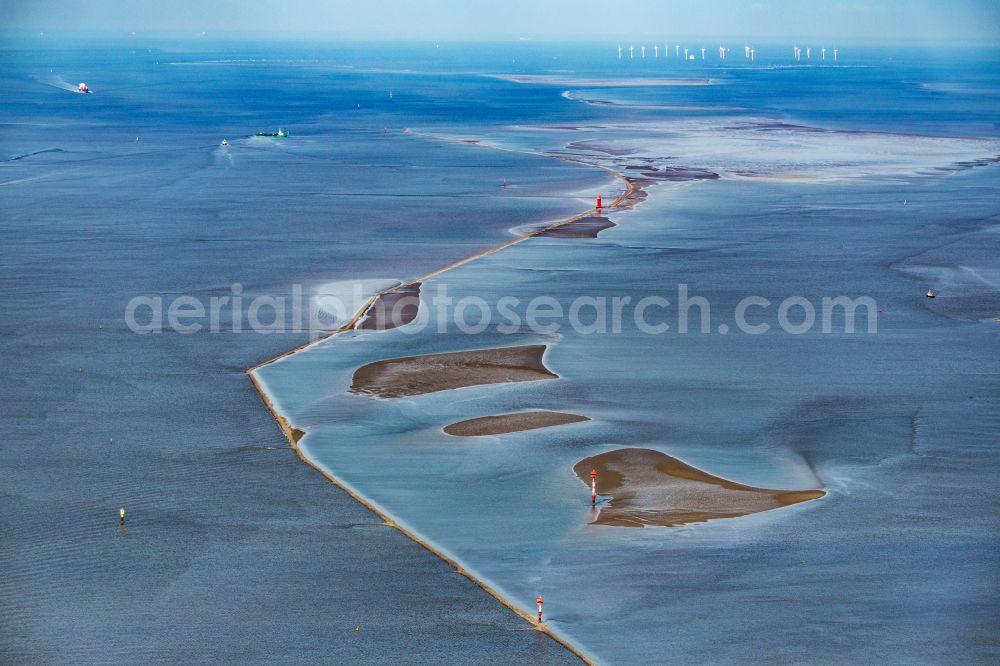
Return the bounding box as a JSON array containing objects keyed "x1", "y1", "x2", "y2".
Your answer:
[
  {"x1": 444, "y1": 411, "x2": 589, "y2": 437},
  {"x1": 562, "y1": 90, "x2": 742, "y2": 111},
  {"x1": 537, "y1": 216, "x2": 615, "y2": 239},
  {"x1": 565, "y1": 140, "x2": 638, "y2": 156},
  {"x1": 357, "y1": 283, "x2": 422, "y2": 330},
  {"x1": 350, "y1": 344, "x2": 557, "y2": 399},
  {"x1": 634, "y1": 166, "x2": 720, "y2": 181},
  {"x1": 732, "y1": 171, "x2": 817, "y2": 182},
  {"x1": 574, "y1": 448, "x2": 825, "y2": 527},
  {"x1": 623, "y1": 185, "x2": 648, "y2": 202}
]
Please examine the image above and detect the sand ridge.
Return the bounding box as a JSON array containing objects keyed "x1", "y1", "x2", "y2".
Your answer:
[
  {"x1": 444, "y1": 411, "x2": 590, "y2": 436},
  {"x1": 350, "y1": 344, "x2": 558, "y2": 399},
  {"x1": 357, "y1": 282, "x2": 422, "y2": 330},
  {"x1": 536, "y1": 216, "x2": 616, "y2": 239},
  {"x1": 575, "y1": 448, "x2": 825, "y2": 527}
]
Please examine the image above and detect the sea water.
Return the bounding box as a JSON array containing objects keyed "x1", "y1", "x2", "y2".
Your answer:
[{"x1": 3, "y1": 38, "x2": 999, "y2": 663}]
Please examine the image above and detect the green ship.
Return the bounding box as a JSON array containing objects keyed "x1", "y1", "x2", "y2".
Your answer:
[{"x1": 254, "y1": 128, "x2": 288, "y2": 138}]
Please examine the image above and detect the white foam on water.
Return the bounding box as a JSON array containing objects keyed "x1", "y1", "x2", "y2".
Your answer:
[
  {"x1": 312, "y1": 278, "x2": 401, "y2": 328},
  {"x1": 37, "y1": 74, "x2": 85, "y2": 93},
  {"x1": 553, "y1": 117, "x2": 1000, "y2": 181}
]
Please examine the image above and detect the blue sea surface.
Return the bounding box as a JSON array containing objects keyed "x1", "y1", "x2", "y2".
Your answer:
[{"x1": 2, "y1": 38, "x2": 999, "y2": 663}]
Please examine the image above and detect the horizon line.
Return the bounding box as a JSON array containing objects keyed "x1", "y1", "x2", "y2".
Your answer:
[{"x1": 3, "y1": 30, "x2": 1000, "y2": 49}]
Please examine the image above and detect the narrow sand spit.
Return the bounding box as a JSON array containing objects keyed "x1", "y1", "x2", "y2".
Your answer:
[
  {"x1": 631, "y1": 166, "x2": 720, "y2": 181},
  {"x1": 357, "y1": 282, "x2": 422, "y2": 330},
  {"x1": 349, "y1": 345, "x2": 557, "y2": 399},
  {"x1": 444, "y1": 411, "x2": 589, "y2": 436},
  {"x1": 536, "y1": 216, "x2": 615, "y2": 239},
  {"x1": 574, "y1": 448, "x2": 825, "y2": 527}
]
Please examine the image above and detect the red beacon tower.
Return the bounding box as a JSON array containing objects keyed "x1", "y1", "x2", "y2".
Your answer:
[{"x1": 596, "y1": 193, "x2": 602, "y2": 209}]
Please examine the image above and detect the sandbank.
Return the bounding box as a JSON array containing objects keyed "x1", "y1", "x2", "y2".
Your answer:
[
  {"x1": 350, "y1": 345, "x2": 557, "y2": 399},
  {"x1": 574, "y1": 448, "x2": 825, "y2": 527},
  {"x1": 444, "y1": 411, "x2": 589, "y2": 436}
]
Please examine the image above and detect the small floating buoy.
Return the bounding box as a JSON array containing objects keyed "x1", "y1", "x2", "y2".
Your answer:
[
  {"x1": 119, "y1": 507, "x2": 125, "y2": 525},
  {"x1": 926, "y1": 290, "x2": 936, "y2": 298}
]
